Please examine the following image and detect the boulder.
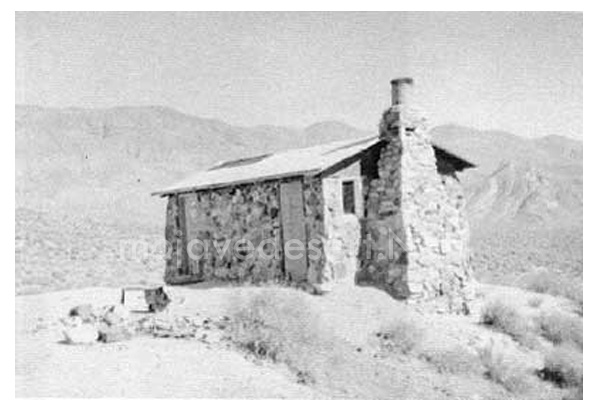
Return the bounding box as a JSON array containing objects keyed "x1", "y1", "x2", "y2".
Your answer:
[
  {"x1": 68, "y1": 304, "x2": 95, "y2": 323},
  {"x1": 145, "y1": 287, "x2": 171, "y2": 312},
  {"x1": 62, "y1": 323, "x2": 98, "y2": 344},
  {"x1": 101, "y1": 304, "x2": 130, "y2": 326},
  {"x1": 98, "y1": 325, "x2": 133, "y2": 343}
]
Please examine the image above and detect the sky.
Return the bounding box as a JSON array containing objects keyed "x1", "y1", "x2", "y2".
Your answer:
[{"x1": 16, "y1": 12, "x2": 582, "y2": 139}]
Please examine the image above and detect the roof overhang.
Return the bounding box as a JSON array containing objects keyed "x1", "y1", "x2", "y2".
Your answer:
[{"x1": 151, "y1": 136, "x2": 476, "y2": 197}]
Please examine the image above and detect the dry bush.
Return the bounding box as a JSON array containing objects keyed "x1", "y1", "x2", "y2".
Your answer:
[
  {"x1": 527, "y1": 296, "x2": 543, "y2": 308},
  {"x1": 563, "y1": 386, "x2": 583, "y2": 400},
  {"x1": 480, "y1": 300, "x2": 536, "y2": 347},
  {"x1": 224, "y1": 288, "x2": 406, "y2": 397},
  {"x1": 537, "y1": 311, "x2": 583, "y2": 349},
  {"x1": 540, "y1": 344, "x2": 583, "y2": 389},
  {"x1": 477, "y1": 340, "x2": 534, "y2": 394},
  {"x1": 376, "y1": 317, "x2": 425, "y2": 355},
  {"x1": 574, "y1": 300, "x2": 583, "y2": 317},
  {"x1": 524, "y1": 271, "x2": 582, "y2": 305},
  {"x1": 421, "y1": 345, "x2": 483, "y2": 375},
  {"x1": 225, "y1": 289, "x2": 323, "y2": 366}
]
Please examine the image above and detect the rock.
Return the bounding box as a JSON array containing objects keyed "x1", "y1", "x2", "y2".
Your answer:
[
  {"x1": 121, "y1": 286, "x2": 171, "y2": 312},
  {"x1": 138, "y1": 314, "x2": 197, "y2": 339},
  {"x1": 145, "y1": 287, "x2": 171, "y2": 312},
  {"x1": 98, "y1": 325, "x2": 133, "y2": 343},
  {"x1": 68, "y1": 304, "x2": 95, "y2": 323},
  {"x1": 62, "y1": 323, "x2": 98, "y2": 344},
  {"x1": 61, "y1": 315, "x2": 82, "y2": 328},
  {"x1": 101, "y1": 304, "x2": 129, "y2": 326}
]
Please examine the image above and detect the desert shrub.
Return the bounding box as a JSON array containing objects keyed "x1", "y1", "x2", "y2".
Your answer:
[
  {"x1": 524, "y1": 271, "x2": 582, "y2": 305},
  {"x1": 537, "y1": 311, "x2": 583, "y2": 348},
  {"x1": 575, "y1": 300, "x2": 583, "y2": 317},
  {"x1": 539, "y1": 344, "x2": 583, "y2": 389},
  {"x1": 376, "y1": 317, "x2": 425, "y2": 355},
  {"x1": 480, "y1": 300, "x2": 535, "y2": 346},
  {"x1": 225, "y1": 289, "x2": 322, "y2": 365},
  {"x1": 421, "y1": 345, "x2": 483, "y2": 375},
  {"x1": 477, "y1": 340, "x2": 533, "y2": 394},
  {"x1": 224, "y1": 288, "x2": 405, "y2": 397},
  {"x1": 563, "y1": 386, "x2": 583, "y2": 400},
  {"x1": 527, "y1": 296, "x2": 543, "y2": 308}
]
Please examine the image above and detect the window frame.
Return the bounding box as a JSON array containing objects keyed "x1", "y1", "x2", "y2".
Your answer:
[{"x1": 341, "y1": 180, "x2": 356, "y2": 215}]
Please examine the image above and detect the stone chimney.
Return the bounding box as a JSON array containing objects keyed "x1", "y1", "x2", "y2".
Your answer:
[
  {"x1": 359, "y1": 77, "x2": 476, "y2": 314},
  {"x1": 379, "y1": 77, "x2": 425, "y2": 143},
  {"x1": 390, "y1": 77, "x2": 413, "y2": 106}
]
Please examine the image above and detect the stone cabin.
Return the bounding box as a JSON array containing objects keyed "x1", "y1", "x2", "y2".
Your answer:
[{"x1": 153, "y1": 78, "x2": 478, "y2": 314}]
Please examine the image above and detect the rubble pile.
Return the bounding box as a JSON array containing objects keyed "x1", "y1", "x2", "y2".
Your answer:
[
  {"x1": 61, "y1": 303, "x2": 134, "y2": 344},
  {"x1": 137, "y1": 315, "x2": 230, "y2": 342},
  {"x1": 59, "y1": 290, "x2": 230, "y2": 345}
]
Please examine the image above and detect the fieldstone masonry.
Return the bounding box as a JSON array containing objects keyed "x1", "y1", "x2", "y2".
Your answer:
[
  {"x1": 321, "y1": 177, "x2": 361, "y2": 290},
  {"x1": 164, "y1": 182, "x2": 284, "y2": 285},
  {"x1": 165, "y1": 178, "x2": 327, "y2": 290},
  {"x1": 360, "y1": 78, "x2": 477, "y2": 314},
  {"x1": 303, "y1": 177, "x2": 326, "y2": 286}
]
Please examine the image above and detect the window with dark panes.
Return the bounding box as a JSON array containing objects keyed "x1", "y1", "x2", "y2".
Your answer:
[{"x1": 342, "y1": 180, "x2": 356, "y2": 214}]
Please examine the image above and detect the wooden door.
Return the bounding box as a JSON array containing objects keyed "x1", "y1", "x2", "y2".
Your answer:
[
  {"x1": 168, "y1": 194, "x2": 204, "y2": 284},
  {"x1": 280, "y1": 180, "x2": 308, "y2": 282}
]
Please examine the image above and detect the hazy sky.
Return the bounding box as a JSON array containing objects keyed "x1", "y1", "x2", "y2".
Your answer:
[{"x1": 16, "y1": 12, "x2": 582, "y2": 139}]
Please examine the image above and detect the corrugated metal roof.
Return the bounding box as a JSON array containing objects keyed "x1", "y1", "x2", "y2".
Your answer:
[{"x1": 152, "y1": 135, "x2": 379, "y2": 196}]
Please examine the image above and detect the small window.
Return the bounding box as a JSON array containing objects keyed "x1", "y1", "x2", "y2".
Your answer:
[{"x1": 342, "y1": 181, "x2": 356, "y2": 214}]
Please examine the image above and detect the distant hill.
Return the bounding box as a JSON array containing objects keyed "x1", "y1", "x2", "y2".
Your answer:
[
  {"x1": 430, "y1": 124, "x2": 582, "y2": 230},
  {"x1": 15, "y1": 105, "x2": 582, "y2": 293},
  {"x1": 430, "y1": 124, "x2": 582, "y2": 286},
  {"x1": 16, "y1": 105, "x2": 371, "y2": 227}
]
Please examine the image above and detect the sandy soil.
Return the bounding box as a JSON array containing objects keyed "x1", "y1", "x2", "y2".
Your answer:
[
  {"x1": 16, "y1": 287, "x2": 323, "y2": 398},
  {"x1": 16, "y1": 284, "x2": 576, "y2": 399}
]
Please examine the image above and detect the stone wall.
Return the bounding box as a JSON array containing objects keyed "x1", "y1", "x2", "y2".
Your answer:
[
  {"x1": 303, "y1": 177, "x2": 326, "y2": 286},
  {"x1": 164, "y1": 178, "x2": 328, "y2": 289},
  {"x1": 164, "y1": 181, "x2": 284, "y2": 285},
  {"x1": 164, "y1": 195, "x2": 183, "y2": 282},
  {"x1": 321, "y1": 161, "x2": 362, "y2": 290},
  {"x1": 359, "y1": 96, "x2": 476, "y2": 314},
  {"x1": 357, "y1": 112, "x2": 410, "y2": 299},
  {"x1": 439, "y1": 174, "x2": 478, "y2": 313}
]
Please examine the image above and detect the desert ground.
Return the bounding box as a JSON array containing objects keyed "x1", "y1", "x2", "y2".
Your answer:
[{"x1": 16, "y1": 284, "x2": 581, "y2": 399}]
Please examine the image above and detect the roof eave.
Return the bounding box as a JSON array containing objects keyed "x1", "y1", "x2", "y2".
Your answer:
[
  {"x1": 431, "y1": 144, "x2": 477, "y2": 171},
  {"x1": 151, "y1": 168, "x2": 323, "y2": 197}
]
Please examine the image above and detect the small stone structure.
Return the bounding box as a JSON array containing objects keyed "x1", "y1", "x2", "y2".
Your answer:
[
  {"x1": 153, "y1": 78, "x2": 478, "y2": 314},
  {"x1": 358, "y1": 79, "x2": 476, "y2": 313}
]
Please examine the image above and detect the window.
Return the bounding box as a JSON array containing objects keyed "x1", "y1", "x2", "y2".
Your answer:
[{"x1": 342, "y1": 181, "x2": 356, "y2": 214}]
